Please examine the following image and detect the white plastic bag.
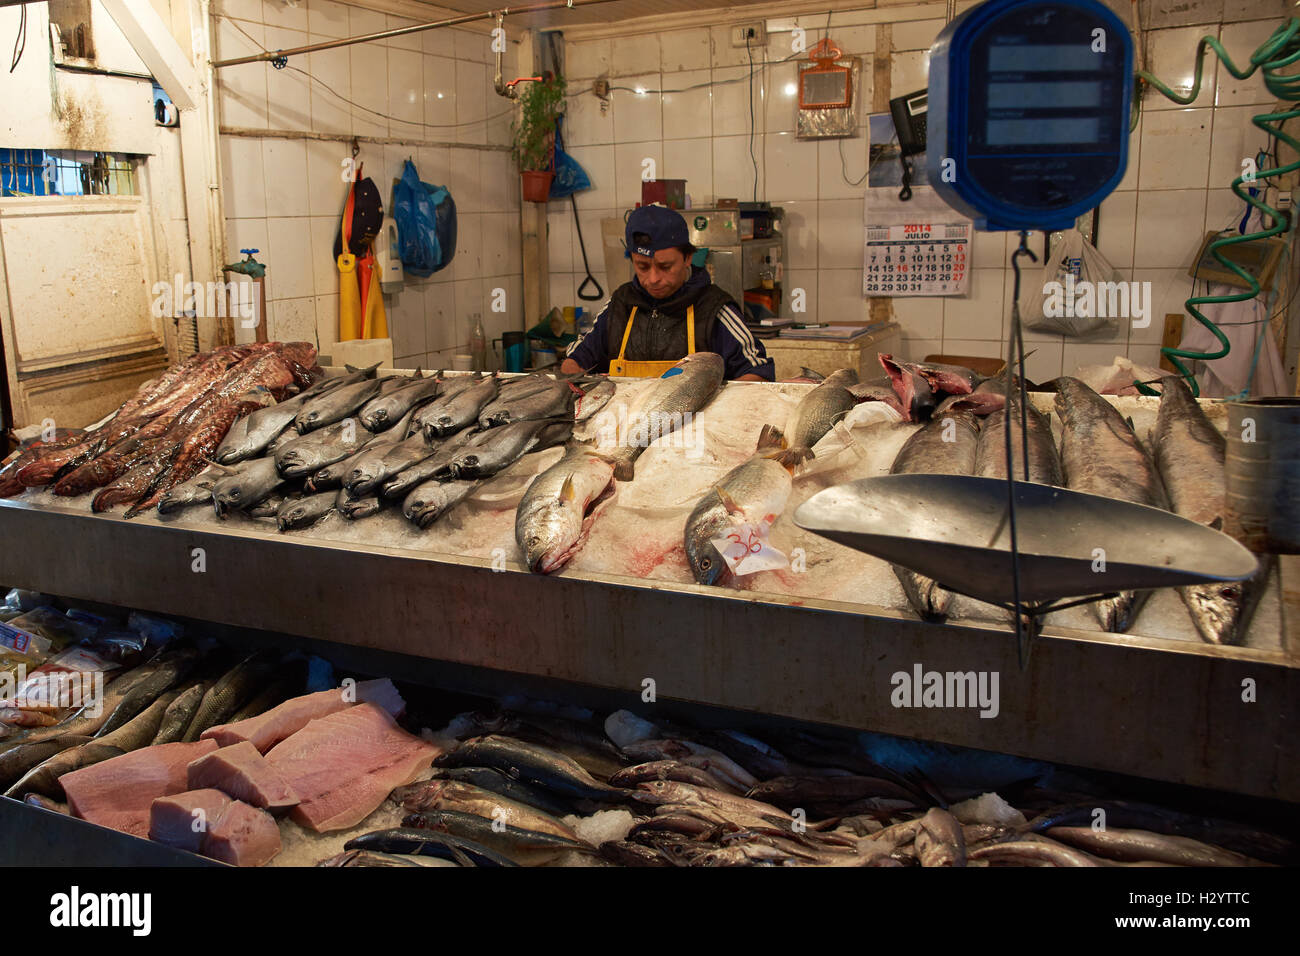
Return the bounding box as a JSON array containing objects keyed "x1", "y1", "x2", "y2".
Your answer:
[{"x1": 1019, "y1": 229, "x2": 1123, "y2": 336}]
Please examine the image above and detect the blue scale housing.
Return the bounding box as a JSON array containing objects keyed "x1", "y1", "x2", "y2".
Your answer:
[{"x1": 927, "y1": 0, "x2": 1133, "y2": 232}]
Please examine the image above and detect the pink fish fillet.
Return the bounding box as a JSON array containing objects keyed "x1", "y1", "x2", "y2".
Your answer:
[
  {"x1": 202, "y1": 799, "x2": 281, "y2": 867},
  {"x1": 150, "y1": 789, "x2": 281, "y2": 866},
  {"x1": 186, "y1": 740, "x2": 300, "y2": 813},
  {"x1": 265, "y1": 703, "x2": 440, "y2": 832},
  {"x1": 62, "y1": 740, "x2": 220, "y2": 838},
  {"x1": 201, "y1": 678, "x2": 406, "y2": 753},
  {"x1": 149, "y1": 788, "x2": 231, "y2": 852}
]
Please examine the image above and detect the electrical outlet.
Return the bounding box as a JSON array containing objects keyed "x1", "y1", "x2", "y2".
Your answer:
[
  {"x1": 731, "y1": 23, "x2": 767, "y2": 47},
  {"x1": 592, "y1": 78, "x2": 609, "y2": 98}
]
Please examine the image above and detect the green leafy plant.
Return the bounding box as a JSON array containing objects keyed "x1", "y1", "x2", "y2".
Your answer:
[{"x1": 511, "y1": 75, "x2": 567, "y2": 172}]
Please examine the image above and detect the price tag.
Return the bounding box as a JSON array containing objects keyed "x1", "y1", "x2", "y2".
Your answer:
[
  {"x1": 711, "y1": 523, "x2": 789, "y2": 576},
  {"x1": 863, "y1": 222, "x2": 971, "y2": 296}
]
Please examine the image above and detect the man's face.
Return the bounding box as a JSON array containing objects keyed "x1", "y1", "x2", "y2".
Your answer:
[{"x1": 631, "y1": 248, "x2": 691, "y2": 300}]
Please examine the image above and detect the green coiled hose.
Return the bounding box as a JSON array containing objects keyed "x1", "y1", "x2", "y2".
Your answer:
[{"x1": 1132, "y1": 18, "x2": 1300, "y2": 396}]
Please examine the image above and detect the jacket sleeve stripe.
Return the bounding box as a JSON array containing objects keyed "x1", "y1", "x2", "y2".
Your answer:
[
  {"x1": 565, "y1": 303, "x2": 609, "y2": 358},
  {"x1": 717, "y1": 304, "x2": 764, "y2": 367}
]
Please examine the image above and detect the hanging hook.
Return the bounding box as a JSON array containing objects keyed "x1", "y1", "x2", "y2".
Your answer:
[{"x1": 351, "y1": 137, "x2": 360, "y2": 159}]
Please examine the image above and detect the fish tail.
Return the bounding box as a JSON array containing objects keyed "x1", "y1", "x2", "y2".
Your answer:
[
  {"x1": 756, "y1": 424, "x2": 786, "y2": 452},
  {"x1": 774, "y1": 446, "x2": 813, "y2": 470}
]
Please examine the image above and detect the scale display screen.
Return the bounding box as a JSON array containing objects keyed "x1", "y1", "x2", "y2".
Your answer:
[{"x1": 926, "y1": 0, "x2": 1133, "y2": 231}]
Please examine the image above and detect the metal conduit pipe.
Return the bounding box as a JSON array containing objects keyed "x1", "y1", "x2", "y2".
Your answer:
[{"x1": 212, "y1": 0, "x2": 625, "y2": 69}]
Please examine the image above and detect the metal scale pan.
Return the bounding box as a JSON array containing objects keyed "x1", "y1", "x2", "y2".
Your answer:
[{"x1": 793, "y1": 474, "x2": 1260, "y2": 609}]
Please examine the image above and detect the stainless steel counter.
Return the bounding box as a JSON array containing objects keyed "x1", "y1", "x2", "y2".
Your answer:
[{"x1": 1, "y1": 497, "x2": 1295, "y2": 803}]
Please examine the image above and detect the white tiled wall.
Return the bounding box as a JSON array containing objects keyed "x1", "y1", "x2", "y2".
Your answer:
[
  {"x1": 551, "y1": 12, "x2": 1290, "y2": 382},
  {"x1": 215, "y1": 0, "x2": 523, "y2": 370}
]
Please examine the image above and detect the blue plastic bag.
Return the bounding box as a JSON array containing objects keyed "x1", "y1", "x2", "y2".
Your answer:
[
  {"x1": 549, "y1": 116, "x2": 591, "y2": 199},
  {"x1": 393, "y1": 160, "x2": 457, "y2": 277}
]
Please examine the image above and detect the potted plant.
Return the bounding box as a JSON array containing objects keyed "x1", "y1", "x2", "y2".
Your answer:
[{"x1": 511, "y1": 73, "x2": 566, "y2": 203}]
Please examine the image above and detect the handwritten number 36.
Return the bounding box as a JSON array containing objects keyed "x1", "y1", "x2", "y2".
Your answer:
[{"x1": 726, "y1": 531, "x2": 763, "y2": 555}]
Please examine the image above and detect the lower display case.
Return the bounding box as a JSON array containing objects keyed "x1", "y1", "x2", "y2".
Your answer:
[{"x1": 0, "y1": 497, "x2": 1297, "y2": 805}]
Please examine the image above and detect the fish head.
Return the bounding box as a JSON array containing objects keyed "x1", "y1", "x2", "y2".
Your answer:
[
  {"x1": 634, "y1": 779, "x2": 692, "y2": 805},
  {"x1": 521, "y1": 505, "x2": 582, "y2": 574},
  {"x1": 403, "y1": 779, "x2": 449, "y2": 810},
  {"x1": 277, "y1": 504, "x2": 308, "y2": 530},
  {"x1": 1185, "y1": 582, "x2": 1246, "y2": 645},
  {"x1": 405, "y1": 488, "x2": 450, "y2": 526},
  {"x1": 684, "y1": 501, "x2": 733, "y2": 587},
  {"x1": 212, "y1": 486, "x2": 241, "y2": 517},
  {"x1": 364, "y1": 409, "x2": 388, "y2": 429}
]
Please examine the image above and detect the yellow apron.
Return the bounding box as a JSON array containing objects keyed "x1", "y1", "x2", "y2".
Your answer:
[{"x1": 608, "y1": 305, "x2": 695, "y2": 378}]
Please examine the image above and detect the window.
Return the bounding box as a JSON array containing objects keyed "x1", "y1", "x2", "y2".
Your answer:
[
  {"x1": 48, "y1": 0, "x2": 95, "y2": 63},
  {"x1": 0, "y1": 150, "x2": 138, "y2": 197}
]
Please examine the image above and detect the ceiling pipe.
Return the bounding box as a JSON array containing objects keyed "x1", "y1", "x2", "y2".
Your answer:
[{"x1": 212, "y1": 0, "x2": 624, "y2": 69}]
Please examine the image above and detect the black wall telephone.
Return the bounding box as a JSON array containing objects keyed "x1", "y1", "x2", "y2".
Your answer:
[{"x1": 889, "y1": 89, "x2": 928, "y2": 200}]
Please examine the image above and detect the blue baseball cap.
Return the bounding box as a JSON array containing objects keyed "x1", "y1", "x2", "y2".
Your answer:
[{"x1": 625, "y1": 204, "x2": 690, "y2": 258}]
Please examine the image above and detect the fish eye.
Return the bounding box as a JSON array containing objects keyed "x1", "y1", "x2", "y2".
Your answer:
[
  {"x1": 700, "y1": 558, "x2": 711, "y2": 570},
  {"x1": 230, "y1": 489, "x2": 241, "y2": 499},
  {"x1": 527, "y1": 536, "x2": 540, "y2": 548}
]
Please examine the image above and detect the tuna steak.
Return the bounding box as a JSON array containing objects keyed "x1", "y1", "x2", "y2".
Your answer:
[
  {"x1": 186, "y1": 740, "x2": 300, "y2": 812},
  {"x1": 149, "y1": 789, "x2": 281, "y2": 866}
]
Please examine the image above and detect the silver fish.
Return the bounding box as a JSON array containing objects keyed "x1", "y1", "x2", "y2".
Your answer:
[
  {"x1": 450, "y1": 418, "x2": 570, "y2": 479},
  {"x1": 213, "y1": 372, "x2": 354, "y2": 465},
  {"x1": 403, "y1": 478, "x2": 478, "y2": 528},
  {"x1": 574, "y1": 379, "x2": 616, "y2": 423},
  {"x1": 974, "y1": 398, "x2": 1063, "y2": 485},
  {"x1": 888, "y1": 409, "x2": 980, "y2": 619},
  {"x1": 395, "y1": 779, "x2": 582, "y2": 843},
  {"x1": 156, "y1": 467, "x2": 219, "y2": 515},
  {"x1": 294, "y1": 366, "x2": 386, "y2": 434},
  {"x1": 307, "y1": 435, "x2": 390, "y2": 492},
  {"x1": 381, "y1": 429, "x2": 478, "y2": 498},
  {"x1": 359, "y1": 369, "x2": 442, "y2": 432},
  {"x1": 478, "y1": 378, "x2": 575, "y2": 429},
  {"x1": 346, "y1": 434, "x2": 435, "y2": 497},
  {"x1": 1046, "y1": 825, "x2": 1264, "y2": 866},
  {"x1": 599, "y1": 352, "x2": 725, "y2": 481},
  {"x1": 336, "y1": 489, "x2": 387, "y2": 520},
  {"x1": 516, "y1": 441, "x2": 620, "y2": 573},
  {"x1": 684, "y1": 424, "x2": 794, "y2": 586},
  {"x1": 916, "y1": 807, "x2": 966, "y2": 867},
  {"x1": 783, "y1": 368, "x2": 858, "y2": 466},
  {"x1": 1153, "y1": 374, "x2": 1268, "y2": 645},
  {"x1": 277, "y1": 489, "x2": 338, "y2": 530},
  {"x1": 211, "y1": 457, "x2": 284, "y2": 517},
  {"x1": 1054, "y1": 376, "x2": 1170, "y2": 632},
  {"x1": 215, "y1": 391, "x2": 313, "y2": 464},
  {"x1": 276, "y1": 417, "x2": 371, "y2": 478},
  {"x1": 417, "y1": 372, "x2": 500, "y2": 439}
]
